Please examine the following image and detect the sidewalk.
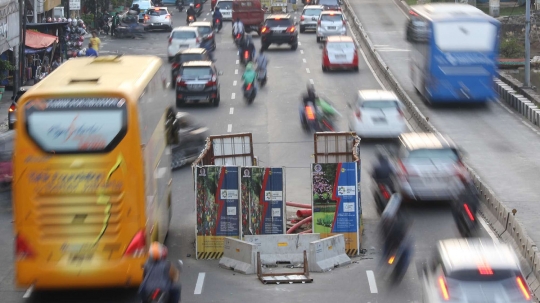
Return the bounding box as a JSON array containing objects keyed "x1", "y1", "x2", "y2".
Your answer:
[{"x1": 0, "y1": 91, "x2": 14, "y2": 134}]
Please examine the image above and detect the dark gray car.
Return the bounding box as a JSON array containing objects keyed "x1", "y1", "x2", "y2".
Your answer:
[{"x1": 170, "y1": 112, "x2": 209, "y2": 168}]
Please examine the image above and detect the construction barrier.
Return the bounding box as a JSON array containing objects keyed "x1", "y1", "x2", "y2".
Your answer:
[
  {"x1": 308, "y1": 234, "x2": 351, "y2": 272},
  {"x1": 244, "y1": 234, "x2": 320, "y2": 265},
  {"x1": 219, "y1": 237, "x2": 258, "y2": 274}
]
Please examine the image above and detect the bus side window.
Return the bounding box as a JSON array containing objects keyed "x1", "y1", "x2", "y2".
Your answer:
[{"x1": 165, "y1": 108, "x2": 178, "y2": 146}]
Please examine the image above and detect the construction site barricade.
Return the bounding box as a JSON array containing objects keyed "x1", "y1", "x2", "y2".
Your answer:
[
  {"x1": 308, "y1": 234, "x2": 351, "y2": 272},
  {"x1": 244, "y1": 234, "x2": 320, "y2": 265},
  {"x1": 219, "y1": 237, "x2": 258, "y2": 274}
]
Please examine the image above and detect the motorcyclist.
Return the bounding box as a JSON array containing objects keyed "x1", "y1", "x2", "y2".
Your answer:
[
  {"x1": 380, "y1": 204, "x2": 410, "y2": 263},
  {"x1": 131, "y1": 3, "x2": 141, "y2": 15},
  {"x1": 302, "y1": 83, "x2": 317, "y2": 106},
  {"x1": 242, "y1": 62, "x2": 257, "y2": 93},
  {"x1": 232, "y1": 17, "x2": 245, "y2": 39},
  {"x1": 187, "y1": 3, "x2": 197, "y2": 23},
  {"x1": 138, "y1": 242, "x2": 181, "y2": 303},
  {"x1": 371, "y1": 148, "x2": 394, "y2": 191},
  {"x1": 240, "y1": 34, "x2": 255, "y2": 62},
  {"x1": 255, "y1": 47, "x2": 268, "y2": 74},
  {"x1": 200, "y1": 37, "x2": 215, "y2": 62},
  {"x1": 212, "y1": 7, "x2": 223, "y2": 31}
]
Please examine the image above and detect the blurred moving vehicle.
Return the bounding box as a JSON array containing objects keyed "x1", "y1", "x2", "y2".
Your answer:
[
  {"x1": 144, "y1": 7, "x2": 173, "y2": 31},
  {"x1": 8, "y1": 86, "x2": 32, "y2": 130},
  {"x1": 115, "y1": 13, "x2": 147, "y2": 38},
  {"x1": 407, "y1": 4, "x2": 500, "y2": 104},
  {"x1": 171, "y1": 48, "x2": 211, "y2": 88},
  {"x1": 189, "y1": 21, "x2": 216, "y2": 50},
  {"x1": 215, "y1": 0, "x2": 233, "y2": 20},
  {"x1": 175, "y1": 60, "x2": 221, "y2": 107},
  {"x1": 321, "y1": 35, "x2": 358, "y2": 72},
  {"x1": 422, "y1": 238, "x2": 533, "y2": 303},
  {"x1": 168, "y1": 26, "x2": 201, "y2": 62},
  {"x1": 299, "y1": 5, "x2": 324, "y2": 33},
  {"x1": 390, "y1": 132, "x2": 468, "y2": 202},
  {"x1": 260, "y1": 14, "x2": 299, "y2": 50},
  {"x1": 170, "y1": 112, "x2": 209, "y2": 168},
  {"x1": 348, "y1": 90, "x2": 407, "y2": 138},
  {"x1": 316, "y1": 11, "x2": 346, "y2": 42},
  {"x1": 451, "y1": 181, "x2": 480, "y2": 238},
  {"x1": 132, "y1": 0, "x2": 154, "y2": 22}
]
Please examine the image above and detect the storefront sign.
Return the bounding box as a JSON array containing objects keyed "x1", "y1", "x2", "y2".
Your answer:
[{"x1": 69, "y1": 0, "x2": 81, "y2": 10}]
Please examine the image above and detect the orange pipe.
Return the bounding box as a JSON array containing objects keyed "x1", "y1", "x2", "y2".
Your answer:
[
  {"x1": 286, "y1": 202, "x2": 311, "y2": 209},
  {"x1": 296, "y1": 209, "x2": 312, "y2": 218},
  {"x1": 287, "y1": 216, "x2": 312, "y2": 234},
  {"x1": 299, "y1": 229, "x2": 312, "y2": 234}
]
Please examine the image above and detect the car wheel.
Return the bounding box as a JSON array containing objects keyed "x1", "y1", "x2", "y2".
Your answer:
[
  {"x1": 354, "y1": 66, "x2": 359, "y2": 72},
  {"x1": 213, "y1": 92, "x2": 220, "y2": 107},
  {"x1": 322, "y1": 65, "x2": 327, "y2": 72},
  {"x1": 168, "y1": 56, "x2": 174, "y2": 63},
  {"x1": 291, "y1": 43, "x2": 298, "y2": 50},
  {"x1": 316, "y1": 36, "x2": 321, "y2": 43},
  {"x1": 262, "y1": 43, "x2": 269, "y2": 50},
  {"x1": 176, "y1": 98, "x2": 185, "y2": 107},
  {"x1": 300, "y1": 26, "x2": 305, "y2": 33}
]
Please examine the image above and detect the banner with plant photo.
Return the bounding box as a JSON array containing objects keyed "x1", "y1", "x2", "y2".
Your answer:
[
  {"x1": 312, "y1": 163, "x2": 360, "y2": 254},
  {"x1": 241, "y1": 167, "x2": 285, "y2": 236},
  {"x1": 196, "y1": 166, "x2": 240, "y2": 259}
]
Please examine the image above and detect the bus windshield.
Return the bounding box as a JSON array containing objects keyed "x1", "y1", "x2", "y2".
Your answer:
[{"x1": 433, "y1": 21, "x2": 497, "y2": 52}]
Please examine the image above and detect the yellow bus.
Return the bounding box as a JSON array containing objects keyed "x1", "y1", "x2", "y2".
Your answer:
[{"x1": 13, "y1": 55, "x2": 175, "y2": 289}]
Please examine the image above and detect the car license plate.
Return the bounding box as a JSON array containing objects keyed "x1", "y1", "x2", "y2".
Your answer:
[
  {"x1": 153, "y1": 23, "x2": 161, "y2": 25},
  {"x1": 188, "y1": 84, "x2": 205, "y2": 90},
  {"x1": 180, "y1": 44, "x2": 189, "y2": 48},
  {"x1": 328, "y1": 26, "x2": 336, "y2": 30},
  {"x1": 335, "y1": 54, "x2": 346, "y2": 59},
  {"x1": 372, "y1": 117, "x2": 387, "y2": 123}
]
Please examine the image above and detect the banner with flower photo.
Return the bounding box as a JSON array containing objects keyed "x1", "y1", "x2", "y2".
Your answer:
[
  {"x1": 311, "y1": 162, "x2": 360, "y2": 255},
  {"x1": 195, "y1": 166, "x2": 240, "y2": 259},
  {"x1": 241, "y1": 167, "x2": 285, "y2": 237}
]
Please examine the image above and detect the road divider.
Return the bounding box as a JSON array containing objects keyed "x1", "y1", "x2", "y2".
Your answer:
[
  {"x1": 342, "y1": 0, "x2": 540, "y2": 300},
  {"x1": 308, "y1": 234, "x2": 351, "y2": 272},
  {"x1": 219, "y1": 238, "x2": 258, "y2": 274},
  {"x1": 245, "y1": 234, "x2": 319, "y2": 265}
]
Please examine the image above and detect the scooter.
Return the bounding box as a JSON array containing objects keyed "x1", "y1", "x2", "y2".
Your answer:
[
  {"x1": 256, "y1": 67, "x2": 267, "y2": 87},
  {"x1": 452, "y1": 184, "x2": 480, "y2": 237},
  {"x1": 385, "y1": 237, "x2": 412, "y2": 284},
  {"x1": 140, "y1": 260, "x2": 183, "y2": 303},
  {"x1": 213, "y1": 18, "x2": 222, "y2": 32},
  {"x1": 299, "y1": 101, "x2": 336, "y2": 132},
  {"x1": 176, "y1": 0, "x2": 184, "y2": 11},
  {"x1": 243, "y1": 81, "x2": 256, "y2": 104},
  {"x1": 187, "y1": 15, "x2": 196, "y2": 25}
]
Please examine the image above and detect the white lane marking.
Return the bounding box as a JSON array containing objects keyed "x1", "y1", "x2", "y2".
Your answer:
[
  {"x1": 231, "y1": 93, "x2": 236, "y2": 99},
  {"x1": 521, "y1": 120, "x2": 540, "y2": 135},
  {"x1": 236, "y1": 59, "x2": 239, "y2": 64},
  {"x1": 23, "y1": 285, "x2": 34, "y2": 298},
  {"x1": 227, "y1": 124, "x2": 232, "y2": 132},
  {"x1": 496, "y1": 100, "x2": 515, "y2": 115},
  {"x1": 203, "y1": 18, "x2": 207, "y2": 21},
  {"x1": 309, "y1": 79, "x2": 314, "y2": 84},
  {"x1": 300, "y1": 49, "x2": 304, "y2": 54},
  {"x1": 194, "y1": 272, "x2": 206, "y2": 295},
  {"x1": 233, "y1": 80, "x2": 237, "y2": 86},
  {"x1": 298, "y1": 41, "x2": 302, "y2": 45},
  {"x1": 230, "y1": 107, "x2": 234, "y2": 114},
  {"x1": 374, "y1": 44, "x2": 389, "y2": 47},
  {"x1": 303, "y1": 58, "x2": 307, "y2": 63},
  {"x1": 306, "y1": 68, "x2": 310, "y2": 74},
  {"x1": 237, "y1": 51, "x2": 239, "y2": 55},
  {"x1": 206, "y1": 12, "x2": 210, "y2": 15},
  {"x1": 479, "y1": 216, "x2": 500, "y2": 244},
  {"x1": 376, "y1": 49, "x2": 410, "y2": 52},
  {"x1": 366, "y1": 270, "x2": 378, "y2": 293},
  {"x1": 235, "y1": 69, "x2": 238, "y2": 74}
]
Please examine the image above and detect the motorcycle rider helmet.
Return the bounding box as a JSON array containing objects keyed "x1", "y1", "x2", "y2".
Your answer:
[
  {"x1": 78, "y1": 19, "x2": 84, "y2": 26},
  {"x1": 149, "y1": 242, "x2": 168, "y2": 261},
  {"x1": 67, "y1": 18, "x2": 72, "y2": 24},
  {"x1": 63, "y1": 18, "x2": 67, "y2": 22},
  {"x1": 47, "y1": 17, "x2": 52, "y2": 23},
  {"x1": 82, "y1": 24, "x2": 86, "y2": 29},
  {"x1": 190, "y1": 3, "x2": 194, "y2": 6},
  {"x1": 71, "y1": 18, "x2": 77, "y2": 26}
]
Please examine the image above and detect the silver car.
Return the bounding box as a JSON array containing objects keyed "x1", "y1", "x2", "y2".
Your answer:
[
  {"x1": 422, "y1": 238, "x2": 533, "y2": 303},
  {"x1": 299, "y1": 5, "x2": 324, "y2": 33},
  {"x1": 144, "y1": 7, "x2": 173, "y2": 31},
  {"x1": 390, "y1": 132, "x2": 468, "y2": 202},
  {"x1": 316, "y1": 11, "x2": 347, "y2": 42}
]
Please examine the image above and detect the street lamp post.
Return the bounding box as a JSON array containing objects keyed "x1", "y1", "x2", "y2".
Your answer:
[{"x1": 525, "y1": 0, "x2": 531, "y2": 87}]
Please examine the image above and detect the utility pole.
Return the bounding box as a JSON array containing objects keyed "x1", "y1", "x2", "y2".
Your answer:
[
  {"x1": 18, "y1": 0, "x2": 27, "y2": 88},
  {"x1": 525, "y1": 0, "x2": 531, "y2": 87},
  {"x1": 66, "y1": 0, "x2": 70, "y2": 18}
]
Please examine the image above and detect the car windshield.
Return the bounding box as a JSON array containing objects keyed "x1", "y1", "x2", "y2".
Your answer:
[
  {"x1": 217, "y1": 1, "x2": 232, "y2": 9},
  {"x1": 321, "y1": 14, "x2": 342, "y2": 21},
  {"x1": 196, "y1": 26, "x2": 213, "y2": 35},
  {"x1": 133, "y1": 1, "x2": 152, "y2": 8},
  {"x1": 266, "y1": 19, "x2": 292, "y2": 27},
  {"x1": 172, "y1": 30, "x2": 196, "y2": 39},
  {"x1": 181, "y1": 67, "x2": 213, "y2": 79},
  {"x1": 179, "y1": 54, "x2": 205, "y2": 63},
  {"x1": 319, "y1": 0, "x2": 338, "y2": 5},
  {"x1": 361, "y1": 100, "x2": 398, "y2": 109},
  {"x1": 303, "y1": 9, "x2": 322, "y2": 16},
  {"x1": 148, "y1": 8, "x2": 168, "y2": 16},
  {"x1": 406, "y1": 148, "x2": 458, "y2": 162},
  {"x1": 327, "y1": 42, "x2": 354, "y2": 51}
]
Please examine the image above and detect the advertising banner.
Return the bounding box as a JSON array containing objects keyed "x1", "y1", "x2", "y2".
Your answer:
[
  {"x1": 311, "y1": 163, "x2": 360, "y2": 255},
  {"x1": 195, "y1": 166, "x2": 240, "y2": 259},
  {"x1": 241, "y1": 167, "x2": 285, "y2": 236}
]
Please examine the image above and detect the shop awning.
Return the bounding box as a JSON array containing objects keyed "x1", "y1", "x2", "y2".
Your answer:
[{"x1": 25, "y1": 30, "x2": 58, "y2": 49}]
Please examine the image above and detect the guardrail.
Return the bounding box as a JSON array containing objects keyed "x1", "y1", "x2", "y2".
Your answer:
[{"x1": 340, "y1": 0, "x2": 540, "y2": 300}]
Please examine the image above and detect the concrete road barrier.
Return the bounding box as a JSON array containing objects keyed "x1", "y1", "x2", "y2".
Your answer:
[
  {"x1": 219, "y1": 237, "x2": 258, "y2": 274},
  {"x1": 308, "y1": 234, "x2": 351, "y2": 272},
  {"x1": 244, "y1": 234, "x2": 320, "y2": 265}
]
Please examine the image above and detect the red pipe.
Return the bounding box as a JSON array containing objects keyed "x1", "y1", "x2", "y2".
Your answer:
[
  {"x1": 287, "y1": 216, "x2": 312, "y2": 234},
  {"x1": 296, "y1": 209, "x2": 312, "y2": 218},
  {"x1": 299, "y1": 229, "x2": 312, "y2": 234},
  {"x1": 286, "y1": 201, "x2": 311, "y2": 209}
]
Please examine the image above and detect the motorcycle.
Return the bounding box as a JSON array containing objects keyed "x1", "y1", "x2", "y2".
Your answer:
[
  {"x1": 241, "y1": 49, "x2": 253, "y2": 65},
  {"x1": 384, "y1": 236, "x2": 413, "y2": 284},
  {"x1": 176, "y1": 0, "x2": 184, "y2": 11},
  {"x1": 213, "y1": 18, "x2": 222, "y2": 32},
  {"x1": 256, "y1": 67, "x2": 267, "y2": 87},
  {"x1": 141, "y1": 260, "x2": 184, "y2": 303},
  {"x1": 299, "y1": 99, "x2": 338, "y2": 132},
  {"x1": 187, "y1": 15, "x2": 196, "y2": 25},
  {"x1": 451, "y1": 183, "x2": 480, "y2": 237},
  {"x1": 243, "y1": 81, "x2": 256, "y2": 104},
  {"x1": 234, "y1": 32, "x2": 244, "y2": 47},
  {"x1": 373, "y1": 181, "x2": 393, "y2": 215}
]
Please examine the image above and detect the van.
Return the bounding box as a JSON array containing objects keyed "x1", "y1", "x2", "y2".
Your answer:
[{"x1": 232, "y1": 0, "x2": 265, "y2": 35}]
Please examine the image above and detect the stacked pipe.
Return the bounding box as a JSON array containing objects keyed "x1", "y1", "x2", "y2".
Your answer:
[{"x1": 285, "y1": 201, "x2": 313, "y2": 234}]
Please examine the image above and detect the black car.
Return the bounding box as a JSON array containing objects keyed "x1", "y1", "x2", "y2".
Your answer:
[
  {"x1": 176, "y1": 61, "x2": 221, "y2": 107},
  {"x1": 171, "y1": 48, "x2": 211, "y2": 88},
  {"x1": 189, "y1": 21, "x2": 216, "y2": 51},
  {"x1": 261, "y1": 14, "x2": 298, "y2": 50},
  {"x1": 170, "y1": 112, "x2": 209, "y2": 168},
  {"x1": 8, "y1": 86, "x2": 32, "y2": 130}
]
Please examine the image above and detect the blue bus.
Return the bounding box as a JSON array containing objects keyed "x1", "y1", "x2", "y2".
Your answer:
[{"x1": 407, "y1": 4, "x2": 500, "y2": 104}]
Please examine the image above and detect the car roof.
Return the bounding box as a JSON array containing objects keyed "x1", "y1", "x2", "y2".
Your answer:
[
  {"x1": 182, "y1": 60, "x2": 214, "y2": 67},
  {"x1": 173, "y1": 26, "x2": 199, "y2": 32},
  {"x1": 267, "y1": 14, "x2": 291, "y2": 19},
  {"x1": 150, "y1": 6, "x2": 168, "y2": 9},
  {"x1": 358, "y1": 90, "x2": 397, "y2": 101},
  {"x1": 327, "y1": 36, "x2": 353, "y2": 43},
  {"x1": 437, "y1": 238, "x2": 519, "y2": 274},
  {"x1": 320, "y1": 10, "x2": 343, "y2": 15},
  {"x1": 303, "y1": 5, "x2": 324, "y2": 9},
  {"x1": 398, "y1": 132, "x2": 456, "y2": 150},
  {"x1": 217, "y1": 0, "x2": 232, "y2": 2},
  {"x1": 190, "y1": 21, "x2": 212, "y2": 27},
  {"x1": 178, "y1": 48, "x2": 207, "y2": 54},
  {"x1": 410, "y1": 3, "x2": 498, "y2": 23}
]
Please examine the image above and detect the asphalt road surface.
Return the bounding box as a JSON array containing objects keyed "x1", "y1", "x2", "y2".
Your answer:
[{"x1": 0, "y1": 5, "x2": 505, "y2": 303}]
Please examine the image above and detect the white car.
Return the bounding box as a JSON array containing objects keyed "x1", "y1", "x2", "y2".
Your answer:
[
  {"x1": 215, "y1": 0, "x2": 233, "y2": 20},
  {"x1": 348, "y1": 90, "x2": 407, "y2": 138},
  {"x1": 168, "y1": 27, "x2": 201, "y2": 62},
  {"x1": 316, "y1": 11, "x2": 347, "y2": 42},
  {"x1": 144, "y1": 7, "x2": 173, "y2": 31},
  {"x1": 299, "y1": 5, "x2": 324, "y2": 33}
]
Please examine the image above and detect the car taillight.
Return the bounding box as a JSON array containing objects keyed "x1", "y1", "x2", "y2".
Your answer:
[
  {"x1": 169, "y1": 37, "x2": 173, "y2": 44},
  {"x1": 438, "y1": 276, "x2": 450, "y2": 301},
  {"x1": 300, "y1": 16, "x2": 305, "y2": 21},
  {"x1": 166, "y1": 15, "x2": 171, "y2": 19},
  {"x1": 287, "y1": 26, "x2": 295, "y2": 33},
  {"x1": 15, "y1": 234, "x2": 35, "y2": 259},
  {"x1": 455, "y1": 161, "x2": 468, "y2": 182},
  {"x1": 517, "y1": 276, "x2": 531, "y2": 300},
  {"x1": 144, "y1": 15, "x2": 149, "y2": 20},
  {"x1": 261, "y1": 26, "x2": 269, "y2": 33},
  {"x1": 9, "y1": 104, "x2": 16, "y2": 112},
  {"x1": 196, "y1": 3, "x2": 200, "y2": 7},
  {"x1": 355, "y1": 109, "x2": 361, "y2": 120},
  {"x1": 306, "y1": 106, "x2": 315, "y2": 120},
  {"x1": 207, "y1": 32, "x2": 213, "y2": 39},
  {"x1": 378, "y1": 184, "x2": 391, "y2": 200},
  {"x1": 176, "y1": 76, "x2": 187, "y2": 87},
  {"x1": 206, "y1": 74, "x2": 217, "y2": 86},
  {"x1": 342, "y1": 19, "x2": 346, "y2": 25},
  {"x1": 463, "y1": 203, "x2": 475, "y2": 221},
  {"x1": 124, "y1": 230, "x2": 146, "y2": 257},
  {"x1": 172, "y1": 62, "x2": 180, "y2": 69},
  {"x1": 397, "y1": 108, "x2": 404, "y2": 119}
]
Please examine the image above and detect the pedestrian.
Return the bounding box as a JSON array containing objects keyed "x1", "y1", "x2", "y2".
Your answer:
[
  {"x1": 51, "y1": 57, "x2": 62, "y2": 70},
  {"x1": 112, "y1": 12, "x2": 120, "y2": 37},
  {"x1": 86, "y1": 43, "x2": 98, "y2": 57},
  {"x1": 90, "y1": 31, "x2": 101, "y2": 54}
]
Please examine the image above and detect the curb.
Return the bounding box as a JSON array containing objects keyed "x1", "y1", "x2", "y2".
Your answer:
[{"x1": 341, "y1": 0, "x2": 540, "y2": 301}]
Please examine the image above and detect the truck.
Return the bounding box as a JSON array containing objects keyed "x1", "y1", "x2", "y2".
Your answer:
[{"x1": 232, "y1": 0, "x2": 265, "y2": 35}]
